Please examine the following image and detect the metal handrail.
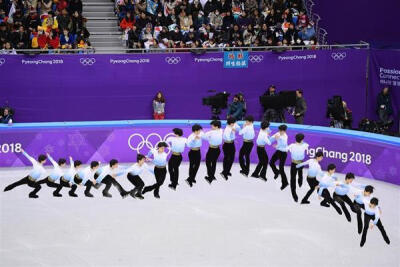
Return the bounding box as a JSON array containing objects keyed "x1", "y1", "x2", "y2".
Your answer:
[{"x1": 0, "y1": 43, "x2": 369, "y2": 55}]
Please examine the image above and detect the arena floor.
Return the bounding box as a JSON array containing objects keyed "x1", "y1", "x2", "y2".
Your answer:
[{"x1": 0, "y1": 163, "x2": 399, "y2": 267}]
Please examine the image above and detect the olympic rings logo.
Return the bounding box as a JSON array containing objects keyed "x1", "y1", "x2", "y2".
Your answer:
[
  {"x1": 249, "y1": 55, "x2": 263, "y2": 63},
  {"x1": 80, "y1": 58, "x2": 96, "y2": 66},
  {"x1": 128, "y1": 133, "x2": 175, "y2": 153},
  {"x1": 331, "y1": 52, "x2": 346, "y2": 61},
  {"x1": 165, "y1": 57, "x2": 181, "y2": 64},
  {"x1": 0, "y1": 58, "x2": 5, "y2": 66}
]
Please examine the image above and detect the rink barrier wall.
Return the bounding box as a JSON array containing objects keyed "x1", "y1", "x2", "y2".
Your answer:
[{"x1": 0, "y1": 120, "x2": 399, "y2": 185}]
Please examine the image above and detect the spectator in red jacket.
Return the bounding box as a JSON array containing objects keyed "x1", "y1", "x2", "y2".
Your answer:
[
  {"x1": 38, "y1": 31, "x2": 48, "y2": 49},
  {"x1": 48, "y1": 30, "x2": 60, "y2": 49},
  {"x1": 57, "y1": 0, "x2": 68, "y2": 12},
  {"x1": 120, "y1": 12, "x2": 135, "y2": 31}
]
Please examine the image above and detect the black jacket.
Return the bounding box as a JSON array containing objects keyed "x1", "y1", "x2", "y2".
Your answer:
[{"x1": 294, "y1": 97, "x2": 307, "y2": 116}]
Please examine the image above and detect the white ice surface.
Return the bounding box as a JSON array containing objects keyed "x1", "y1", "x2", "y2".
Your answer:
[{"x1": 0, "y1": 163, "x2": 399, "y2": 267}]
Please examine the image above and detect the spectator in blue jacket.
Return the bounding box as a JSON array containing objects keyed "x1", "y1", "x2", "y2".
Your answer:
[
  {"x1": 60, "y1": 29, "x2": 76, "y2": 49},
  {"x1": 227, "y1": 94, "x2": 244, "y2": 120}
]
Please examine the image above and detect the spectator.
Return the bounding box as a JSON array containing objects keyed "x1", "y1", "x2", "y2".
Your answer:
[
  {"x1": 47, "y1": 30, "x2": 60, "y2": 49},
  {"x1": 68, "y1": 0, "x2": 83, "y2": 15},
  {"x1": 60, "y1": 29, "x2": 75, "y2": 49},
  {"x1": 120, "y1": 12, "x2": 135, "y2": 31},
  {"x1": 376, "y1": 87, "x2": 393, "y2": 125},
  {"x1": 227, "y1": 94, "x2": 244, "y2": 121},
  {"x1": 0, "y1": 107, "x2": 13, "y2": 124},
  {"x1": 153, "y1": 91, "x2": 165, "y2": 120},
  {"x1": 57, "y1": 9, "x2": 72, "y2": 32},
  {"x1": 40, "y1": 12, "x2": 58, "y2": 32}
]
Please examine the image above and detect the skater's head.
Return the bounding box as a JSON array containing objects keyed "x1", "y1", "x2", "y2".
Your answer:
[
  {"x1": 345, "y1": 172, "x2": 355, "y2": 183},
  {"x1": 370, "y1": 197, "x2": 378, "y2": 208},
  {"x1": 327, "y1": 163, "x2": 336, "y2": 174},
  {"x1": 210, "y1": 120, "x2": 221, "y2": 129},
  {"x1": 364, "y1": 185, "x2": 374, "y2": 196},
  {"x1": 137, "y1": 154, "x2": 146, "y2": 165},
  {"x1": 315, "y1": 151, "x2": 323, "y2": 161},
  {"x1": 109, "y1": 159, "x2": 118, "y2": 169},
  {"x1": 90, "y1": 161, "x2": 100, "y2": 170},
  {"x1": 173, "y1": 128, "x2": 183, "y2": 136},
  {"x1": 58, "y1": 158, "x2": 67, "y2": 167},
  {"x1": 244, "y1": 115, "x2": 254, "y2": 125},
  {"x1": 74, "y1": 160, "x2": 82, "y2": 169},
  {"x1": 278, "y1": 124, "x2": 287, "y2": 133},
  {"x1": 295, "y1": 133, "x2": 304, "y2": 143},
  {"x1": 157, "y1": 141, "x2": 168, "y2": 152},
  {"x1": 38, "y1": 154, "x2": 47, "y2": 164},
  {"x1": 227, "y1": 116, "x2": 236, "y2": 126},
  {"x1": 192, "y1": 124, "x2": 203, "y2": 134},
  {"x1": 261, "y1": 120, "x2": 270, "y2": 130}
]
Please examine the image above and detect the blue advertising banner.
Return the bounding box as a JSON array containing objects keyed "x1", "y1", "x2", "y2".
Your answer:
[{"x1": 223, "y1": 51, "x2": 248, "y2": 68}]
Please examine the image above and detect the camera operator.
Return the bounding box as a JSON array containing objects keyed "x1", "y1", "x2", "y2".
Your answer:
[
  {"x1": 227, "y1": 94, "x2": 244, "y2": 121},
  {"x1": 294, "y1": 90, "x2": 307, "y2": 124},
  {"x1": 0, "y1": 107, "x2": 13, "y2": 124},
  {"x1": 238, "y1": 93, "x2": 247, "y2": 120},
  {"x1": 376, "y1": 87, "x2": 393, "y2": 125},
  {"x1": 262, "y1": 85, "x2": 285, "y2": 123}
]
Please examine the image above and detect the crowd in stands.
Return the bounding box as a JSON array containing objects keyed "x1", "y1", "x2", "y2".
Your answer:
[
  {"x1": 0, "y1": 0, "x2": 91, "y2": 52},
  {"x1": 116, "y1": 0, "x2": 317, "y2": 50}
]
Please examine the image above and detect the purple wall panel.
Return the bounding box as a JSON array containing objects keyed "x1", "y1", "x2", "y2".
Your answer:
[{"x1": 0, "y1": 49, "x2": 368, "y2": 127}]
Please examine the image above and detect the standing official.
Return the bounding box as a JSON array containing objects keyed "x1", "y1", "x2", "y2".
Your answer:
[
  {"x1": 166, "y1": 128, "x2": 187, "y2": 190},
  {"x1": 220, "y1": 117, "x2": 241, "y2": 180},
  {"x1": 186, "y1": 124, "x2": 203, "y2": 187},
  {"x1": 238, "y1": 115, "x2": 255, "y2": 177},
  {"x1": 298, "y1": 151, "x2": 324, "y2": 204},
  {"x1": 294, "y1": 90, "x2": 307, "y2": 124},
  {"x1": 4, "y1": 149, "x2": 47, "y2": 198},
  {"x1": 202, "y1": 120, "x2": 223, "y2": 184},
  {"x1": 142, "y1": 142, "x2": 169, "y2": 198},
  {"x1": 251, "y1": 121, "x2": 271, "y2": 181},
  {"x1": 269, "y1": 124, "x2": 289, "y2": 190}
]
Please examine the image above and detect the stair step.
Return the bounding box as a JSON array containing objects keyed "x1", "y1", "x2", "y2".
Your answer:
[
  {"x1": 84, "y1": 0, "x2": 113, "y2": 3},
  {"x1": 86, "y1": 20, "x2": 118, "y2": 27},
  {"x1": 86, "y1": 16, "x2": 118, "y2": 20},
  {"x1": 83, "y1": 5, "x2": 114, "y2": 12},
  {"x1": 91, "y1": 40, "x2": 124, "y2": 47},
  {"x1": 90, "y1": 35, "x2": 121, "y2": 40},
  {"x1": 83, "y1": 11, "x2": 115, "y2": 17},
  {"x1": 87, "y1": 26, "x2": 119, "y2": 31},
  {"x1": 83, "y1": 2, "x2": 115, "y2": 6},
  {"x1": 91, "y1": 31, "x2": 121, "y2": 35}
]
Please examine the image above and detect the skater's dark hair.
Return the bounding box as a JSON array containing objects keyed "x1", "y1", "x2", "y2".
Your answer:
[
  {"x1": 345, "y1": 172, "x2": 355, "y2": 180},
  {"x1": 327, "y1": 163, "x2": 336, "y2": 171},
  {"x1": 173, "y1": 128, "x2": 183, "y2": 136},
  {"x1": 38, "y1": 154, "x2": 47, "y2": 163},
  {"x1": 295, "y1": 133, "x2": 304, "y2": 143},
  {"x1": 245, "y1": 115, "x2": 254, "y2": 122},
  {"x1": 74, "y1": 160, "x2": 82, "y2": 167},
  {"x1": 157, "y1": 141, "x2": 168, "y2": 148},
  {"x1": 90, "y1": 161, "x2": 99, "y2": 168},
  {"x1": 192, "y1": 124, "x2": 203, "y2": 132},
  {"x1": 210, "y1": 120, "x2": 221, "y2": 128},
  {"x1": 370, "y1": 197, "x2": 379, "y2": 206},
  {"x1": 109, "y1": 159, "x2": 118, "y2": 167},
  {"x1": 278, "y1": 124, "x2": 287, "y2": 131},
  {"x1": 58, "y1": 158, "x2": 67, "y2": 165},
  {"x1": 261, "y1": 120, "x2": 270, "y2": 129},
  {"x1": 365, "y1": 185, "x2": 374, "y2": 193},
  {"x1": 227, "y1": 116, "x2": 236, "y2": 125},
  {"x1": 137, "y1": 154, "x2": 146, "y2": 162},
  {"x1": 315, "y1": 151, "x2": 323, "y2": 158}
]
